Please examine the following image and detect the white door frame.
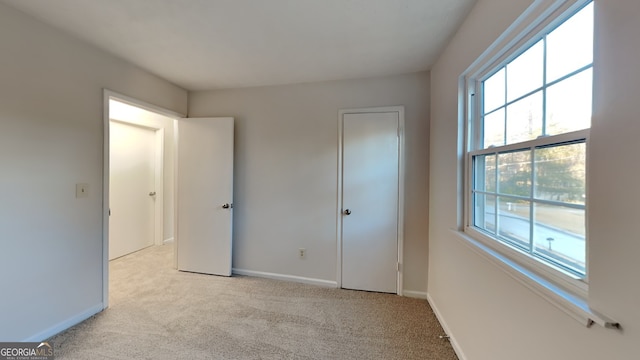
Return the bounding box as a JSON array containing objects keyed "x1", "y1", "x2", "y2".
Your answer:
[
  {"x1": 102, "y1": 89, "x2": 185, "y2": 309},
  {"x1": 336, "y1": 106, "x2": 405, "y2": 295}
]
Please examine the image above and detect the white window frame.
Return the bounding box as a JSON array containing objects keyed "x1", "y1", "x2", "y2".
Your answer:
[
  {"x1": 466, "y1": 133, "x2": 589, "y2": 293},
  {"x1": 457, "y1": 0, "x2": 619, "y2": 328}
]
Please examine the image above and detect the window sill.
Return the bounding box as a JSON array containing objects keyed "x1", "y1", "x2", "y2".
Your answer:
[{"x1": 450, "y1": 228, "x2": 619, "y2": 329}]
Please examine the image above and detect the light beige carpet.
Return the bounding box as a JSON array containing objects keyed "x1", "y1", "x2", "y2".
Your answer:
[{"x1": 49, "y1": 244, "x2": 457, "y2": 359}]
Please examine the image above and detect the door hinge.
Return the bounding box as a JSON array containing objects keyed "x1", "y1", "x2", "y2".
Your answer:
[{"x1": 397, "y1": 262, "x2": 401, "y2": 272}]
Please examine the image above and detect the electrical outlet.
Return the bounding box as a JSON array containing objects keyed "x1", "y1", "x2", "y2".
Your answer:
[{"x1": 299, "y1": 248, "x2": 306, "y2": 259}]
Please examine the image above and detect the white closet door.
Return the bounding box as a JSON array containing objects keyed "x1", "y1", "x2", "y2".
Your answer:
[
  {"x1": 109, "y1": 121, "x2": 156, "y2": 260},
  {"x1": 341, "y1": 111, "x2": 399, "y2": 293}
]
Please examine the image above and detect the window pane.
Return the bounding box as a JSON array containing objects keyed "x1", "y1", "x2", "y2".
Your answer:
[
  {"x1": 484, "y1": 68, "x2": 505, "y2": 113},
  {"x1": 506, "y1": 91, "x2": 543, "y2": 144},
  {"x1": 474, "y1": 193, "x2": 496, "y2": 234},
  {"x1": 471, "y1": 3, "x2": 592, "y2": 279},
  {"x1": 474, "y1": 154, "x2": 496, "y2": 192},
  {"x1": 546, "y1": 3, "x2": 594, "y2": 83},
  {"x1": 498, "y1": 197, "x2": 530, "y2": 250},
  {"x1": 546, "y1": 69, "x2": 592, "y2": 135},
  {"x1": 533, "y1": 203, "x2": 585, "y2": 275},
  {"x1": 507, "y1": 41, "x2": 543, "y2": 102},
  {"x1": 534, "y1": 142, "x2": 586, "y2": 205},
  {"x1": 498, "y1": 150, "x2": 531, "y2": 197},
  {"x1": 483, "y1": 108, "x2": 505, "y2": 148}
]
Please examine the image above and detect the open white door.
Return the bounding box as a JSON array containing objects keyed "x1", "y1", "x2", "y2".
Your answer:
[{"x1": 176, "y1": 117, "x2": 234, "y2": 276}]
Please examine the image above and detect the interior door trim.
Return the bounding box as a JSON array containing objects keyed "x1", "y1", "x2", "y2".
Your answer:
[
  {"x1": 102, "y1": 89, "x2": 185, "y2": 309},
  {"x1": 336, "y1": 106, "x2": 405, "y2": 295}
]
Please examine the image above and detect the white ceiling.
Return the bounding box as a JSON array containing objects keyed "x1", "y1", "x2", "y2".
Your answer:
[{"x1": 3, "y1": 0, "x2": 476, "y2": 91}]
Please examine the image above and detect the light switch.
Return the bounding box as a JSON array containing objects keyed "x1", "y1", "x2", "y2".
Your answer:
[{"x1": 76, "y1": 183, "x2": 89, "y2": 198}]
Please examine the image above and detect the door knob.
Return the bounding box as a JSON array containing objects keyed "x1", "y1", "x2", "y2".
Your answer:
[
  {"x1": 222, "y1": 203, "x2": 232, "y2": 209},
  {"x1": 344, "y1": 209, "x2": 351, "y2": 215},
  {"x1": 149, "y1": 191, "x2": 156, "y2": 196}
]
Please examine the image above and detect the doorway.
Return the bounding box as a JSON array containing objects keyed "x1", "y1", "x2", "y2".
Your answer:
[
  {"x1": 337, "y1": 106, "x2": 405, "y2": 294},
  {"x1": 103, "y1": 90, "x2": 184, "y2": 307}
]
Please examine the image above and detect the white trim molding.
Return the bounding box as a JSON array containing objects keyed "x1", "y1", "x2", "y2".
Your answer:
[
  {"x1": 427, "y1": 294, "x2": 468, "y2": 360},
  {"x1": 402, "y1": 290, "x2": 428, "y2": 299},
  {"x1": 104, "y1": 89, "x2": 186, "y2": 120},
  {"x1": 452, "y1": 229, "x2": 619, "y2": 329},
  {"x1": 102, "y1": 89, "x2": 185, "y2": 308},
  {"x1": 163, "y1": 237, "x2": 175, "y2": 244},
  {"x1": 23, "y1": 303, "x2": 104, "y2": 342},
  {"x1": 232, "y1": 268, "x2": 338, "y2": 288}
]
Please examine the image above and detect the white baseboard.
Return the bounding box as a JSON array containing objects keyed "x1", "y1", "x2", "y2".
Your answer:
[
  {"x1": 402, "y1": 290, "x2": 428, "y2": 299},
  {"x1": 426, "y1": 293, "x2": 468, "y2": 360},
  {"x1": 163, "y1": 237, "x2": 174, "y2": 244},
  {"x1": 232, "y1": 268, "x2": 337, "y2": 288},
  {"x1": 22, "y1": 303, "x2": 104, "y2": 342}
]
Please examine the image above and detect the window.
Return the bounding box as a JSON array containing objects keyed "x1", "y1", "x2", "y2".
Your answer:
[{"x1": 467, "y1": 2, "x2": 593, "y2": 279}]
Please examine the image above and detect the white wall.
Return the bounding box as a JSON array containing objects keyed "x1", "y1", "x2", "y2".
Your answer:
[
  {"x1": 189, "y1": 72, "x2": 430, "y2": 293},
  {"x1": 109, "y1": 100, "x2": 177, "y2": 243},
  {"x1": 0, "y1": 2, "x2": 187, "y2": 341},
  {"x1": 428, "y1": 0, "x2": 640, "y2": 359}
]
